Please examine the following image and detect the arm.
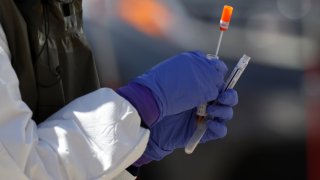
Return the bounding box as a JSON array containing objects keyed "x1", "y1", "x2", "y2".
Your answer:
[{"x1": 0, "y1": 23, "x2": 148, "y2": 179}]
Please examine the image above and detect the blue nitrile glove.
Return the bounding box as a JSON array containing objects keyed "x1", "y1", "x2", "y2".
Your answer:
[
  {"x1": 134, "y1": 51, "x2": 227, "y2": 119},
  {"x1": 132, "y1": 89, "x2": 238, "y2": 166},
  {"x1": 117, "y1": 51, "x2": 228, "y2": 128},
  {"x1": 116, "y1": 51, "x2": 232, "y2": 166}
]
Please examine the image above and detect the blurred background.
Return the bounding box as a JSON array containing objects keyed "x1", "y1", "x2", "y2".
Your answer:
[{"x1": 82, "y1": 0, "x2": 320, "y2": 179}]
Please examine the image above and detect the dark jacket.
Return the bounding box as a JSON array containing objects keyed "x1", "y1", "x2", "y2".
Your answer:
[{"x1": 0, "y1": 0, "x2": 100, "y2": 123}]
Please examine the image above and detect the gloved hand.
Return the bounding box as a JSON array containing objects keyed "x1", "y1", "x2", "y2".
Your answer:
[
  {"x1": 133, "y1": 89, "x2": 238, "y2": 166},
  {"x1": 134, "y1": 51, "x2": 227, "y2": 118},
  {"x1": 117, "y1": 51, "x2": 228, "y2": 127},
  {"x1": 117, "y1": 51, "x2": 236, "y2": 166}
]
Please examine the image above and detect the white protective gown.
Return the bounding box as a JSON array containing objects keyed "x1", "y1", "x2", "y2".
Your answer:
[{"x1": 0, "y1": 23, "x2": 149, "y2": 180}]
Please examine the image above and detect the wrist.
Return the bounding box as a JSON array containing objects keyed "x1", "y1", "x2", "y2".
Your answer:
[
  {"x1": 117, "y1": 82, "x2": 160, "y2": 128},
  {"x1": 132, "y1": 154, "x2": 153, "y2": 167},
  {"x1": 132, "y1": 138, "x2": 173, "y2": 167}
]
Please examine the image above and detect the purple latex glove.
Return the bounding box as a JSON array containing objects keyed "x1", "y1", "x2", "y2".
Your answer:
[
  {"x1": 133, "y1": 51, "x2": 227, "y2": 123},
  {"x1": 133, "y1": 89, "x2": 238, "y2": 166},
  {"x1": 116, "y1": 51, "x2": 234, "y2": 167},
  {"x1": 117, "y1": 51, "x2": 228, "y2": 128}
]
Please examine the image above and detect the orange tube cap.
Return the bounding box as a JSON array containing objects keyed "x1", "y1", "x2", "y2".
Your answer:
[
  {"x1": 221, "y1": 5, "x2": 233, "y2": 22},
  {"x1": 220, "y1": 5, "x2": 234, "y2": 31}
]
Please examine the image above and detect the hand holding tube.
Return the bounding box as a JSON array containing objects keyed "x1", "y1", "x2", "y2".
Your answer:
[
  {"x1": 117, "y1": 51, "x2": 231, "y2": 166},
  {"x1": 131, "y1": 51, "x2": 227, "y2": 124},
  {"x1": 132, "y1": 89, "x2": 238, "y2": 166},
  {"x1": 185, "y1": 54, "x2": 250, "y2": 154}
]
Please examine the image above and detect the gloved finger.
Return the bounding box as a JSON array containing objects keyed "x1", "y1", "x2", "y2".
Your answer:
[
  {"x1": 187, "y1": 51, "x2": 228, "y2": 75},
  {"x1": 183, "y1": 51, "x2": 226, "y2": 81},
  {"x1": 187, "y1": 51, "x2": 228, "y2": 77},
  {"x1": 206, "y1": 105, "x2": 233, "y2": 122},
  {"x1": 217, "y1": 82, "x2": 226, "y2": 92},
  {"x1": 206, "y1": 60, "x2": 228, "y2": 98},
  {"x1": 217, "y1": 89, "x2": 238, "y2": 106},
  {"x1": 210, "y1": 59, "x2": 228, "y2": 77},
  {"x1": 185, "y1": 50, "x2": 207, "y2": 59},
  {"x1": 200, "y1": 120, "x2": 227, "y2": 143},
  {"x1": 186, "y1": 52, "x2": 227, "y2": 102},
  {"x1": 205, "y1": 86, "x2": 220, "y2": 103}
]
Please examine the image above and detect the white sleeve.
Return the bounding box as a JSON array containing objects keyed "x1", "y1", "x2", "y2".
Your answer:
[{"x1": 0, "y1": 23, "x2": 149, "y2": 180}]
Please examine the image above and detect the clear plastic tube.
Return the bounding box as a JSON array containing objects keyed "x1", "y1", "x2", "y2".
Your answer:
[
  {"x1": 185, "y1": 118, "x2": 207, "y2": 154},
  {"x1": 185, "y1": 54, "x2": 251, "y2": 154},
  {"x1": 223, "y1": 54, "x2": 251, "y2": 90}
]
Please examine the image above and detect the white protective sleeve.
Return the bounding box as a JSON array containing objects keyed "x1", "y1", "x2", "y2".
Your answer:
[{"x1": 0, "y1": 23, "x2": 149, "y2": 180}]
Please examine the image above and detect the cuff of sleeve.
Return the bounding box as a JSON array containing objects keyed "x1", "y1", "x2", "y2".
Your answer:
[
  {"x1": 132, "y1": 154, "x2": 153, "y2": 167},
  {"x1": 133, "y1": 138, "x2": 173, "y2": 167},
  {"x1": 117, "y1": 83, "x2": 160, "y2": 128}
]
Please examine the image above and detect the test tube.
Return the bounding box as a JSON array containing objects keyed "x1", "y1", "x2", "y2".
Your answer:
[{"x1": 185, "y1": 5, "x2": 234, "y2": 154}]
